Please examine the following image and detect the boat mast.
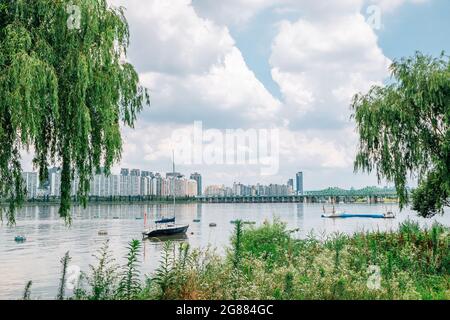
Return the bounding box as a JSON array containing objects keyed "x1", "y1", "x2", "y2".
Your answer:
[{"x1": 172, "y1": 150, "x2": 176, "y2": 220}]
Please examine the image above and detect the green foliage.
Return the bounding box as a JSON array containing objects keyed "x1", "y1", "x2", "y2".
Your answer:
[
  {"x1": 230, "y1": 220, "x2": 243, "y2": 299},
  {"x1": 23, "y1": 280, "x2": 32, "y2": 300},
  {"x1": 57, "y1": 251, "x2": 71, "y2": 300},
  {"x1": 412, "y1": 171, "x2": 450, "y2": 217},
  {"x1": 399, "y1": 219, "x2": 421, "y2": 238},
  {"x1": 153, "y1": 241, "x2": 176, "y2": 299},
  {"x1": 0, "y1": 0, "x2": 149, "y2": 224},
  {"x1": 233, "y1": 219, "x2": 292, "y2": 271},
  {"x1": 84, "y1": 240, "x2": 119, "y2": 300},
  {"x1": 283, "y1": 271, "x2": 294, "y2": 299},
  {"x1": 178, "y1": 221, "x2": 448, "y2": 300},
  {"x1": 352, "y1": 52, "x2": 449, "y2": 217},
  {"x1": 327, "y1": 233, "x2": 348, "y2": 270},
  {"x1": 232, "y1": 220, "x2": 243, "y2": 269},
  {"x1": 23, "y1": 220, "x2": 450, "y2": 300},
  {"x1": 117, "y1": 239, "x2": 141, "y2": 300}
]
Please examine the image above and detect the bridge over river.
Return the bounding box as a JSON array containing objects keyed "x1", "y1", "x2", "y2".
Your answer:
[{"x1": 197, "y1": 187, "x2": 399, "y2": 204}]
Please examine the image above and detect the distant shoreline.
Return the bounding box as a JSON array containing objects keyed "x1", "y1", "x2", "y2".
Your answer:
[
  {"x1": 0, "y1": 196, "x2": 199, "y2": 207},
  {"x1": 0, "y1": 198, "x2": 400, "y2": 208}
]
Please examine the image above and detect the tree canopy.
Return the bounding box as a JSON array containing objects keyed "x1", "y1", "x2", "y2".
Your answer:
[
  {"x1": 352, "y1": 52, "x2": 449, "y2": 218},
  {"x1": 0, "y1": 0, "x2": 149, "y2": 224}
]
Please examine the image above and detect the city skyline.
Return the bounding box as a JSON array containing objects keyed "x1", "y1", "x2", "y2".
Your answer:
[
  {"x1": 19, "y1": 0, "x2": 450, "y2": 190},
  {"x1": 21, "y1": 166, "x2": 396, "y2": 200},
  {"x1": 21, "y1": 167, "x2": 200, "y2": 199}
]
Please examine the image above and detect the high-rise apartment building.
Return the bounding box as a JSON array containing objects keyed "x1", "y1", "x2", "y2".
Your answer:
[
  {"x1": 190, "y1": 172, "x2": 202, "y2": 196},
  {"x1": 22, "y1": 172, "x2": 39, "y2": 199},
  {"x1": 130, "y1": 169, "x2": 140, "y2": 177},
  {"x1": 296, "y1": 172, "x2": 304, "y2": 195}
]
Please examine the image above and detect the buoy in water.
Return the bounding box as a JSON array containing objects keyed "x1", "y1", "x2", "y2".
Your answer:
[
  {"x1": 209, "y1": 223, "x2": 217, "y2": 227},
  {"x1": 14, "y1": 235, "x2": 26, "y2": 242}
]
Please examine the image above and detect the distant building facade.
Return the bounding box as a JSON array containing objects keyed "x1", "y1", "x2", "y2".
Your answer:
[
  {"x1": 205, "y1": 185, "x2": 233, "y2": 197},
  {"x1": 190, "y1": 173, "x2": 202, "y2": 196},
  {"x1": 22, "y1": 167, "x2": 199, "y2": 199},
  {"x1": 296, "y1": 172, "x2": 304, "y2": 195},
  {"x1": 206, "y1": 181, "x2": 294, "y2": 197},
  {"x1": 287, "y1": 179, "x2": 294, "y2": 196},
  {"x1": 130, "y1": 169, "x2": 140, "y2": 177},
  {"x1": 22, "y1": 172, "x2": 39, "y2": 199},
  {"x1": 50, "y1": 168, "x2": 62, "y2": 197}
]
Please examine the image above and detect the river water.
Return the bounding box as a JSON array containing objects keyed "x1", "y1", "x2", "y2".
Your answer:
[{"x1": 0, "y1": 203, "x2": 448, "y2": 299}]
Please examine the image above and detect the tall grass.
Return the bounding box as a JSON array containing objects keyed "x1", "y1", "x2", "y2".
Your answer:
[
  {"x1": 22, "y1": 281, "x2": 32, "y2": 300},
  {"x1": 22, "y1": 220, "x2": 450, "y2": 300},
  {"x1": 82, "y1": 240, "x2": 119, "y2": 300},
  {"x1": 57, "y1": 251, "x2": 71, "y2": 300},
  {"x1": 117, "y1": 239, "x2": 142, "y2": 300}
]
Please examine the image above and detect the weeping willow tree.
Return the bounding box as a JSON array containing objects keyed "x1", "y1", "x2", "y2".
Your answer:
[
  {"x1": 352, "y1": 52, "x2": 449, "y2": 218},
  {"x1": 0, "y1": 0, "x2": 149, "y2": 224}
]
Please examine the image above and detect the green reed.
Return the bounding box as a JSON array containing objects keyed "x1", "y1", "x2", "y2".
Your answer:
[{"x1": 22, "y1": 219, "x2": 450, "y2": 300}]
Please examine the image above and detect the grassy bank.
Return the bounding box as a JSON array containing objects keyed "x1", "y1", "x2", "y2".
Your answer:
[{"x1": 23, "y1": 220, "x2": 449, "y2": 300}]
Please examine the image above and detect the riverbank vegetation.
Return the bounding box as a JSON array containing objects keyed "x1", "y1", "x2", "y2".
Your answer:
[
  {"x1": 0, "y1": 1, "x2": 149, "y2": 225},
  {"x1": 352, "y1": 52, "x2": 449, "y2": 218},
  {"x1": 22, "y1": 220, "x2": 449, "y2": 300}
]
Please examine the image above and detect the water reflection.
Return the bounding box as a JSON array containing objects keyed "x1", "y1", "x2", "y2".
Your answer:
[
  {"x1": 195, "y1": 203, "x2": 202, "y2": 221},
  {"x1": 0, "y1": 202, "x2": 448, "y2": 299}
]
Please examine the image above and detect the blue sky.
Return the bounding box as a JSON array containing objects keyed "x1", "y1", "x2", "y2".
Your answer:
[
  {"x1": 378, "y1": 0, "x2": 450, "y2": 58},
  {"x1": 232, "y1": 0, "x2": 450, "y2": 101},
  {"x1": 37, "y1": 0, "x2": 445, "y2": 191}
]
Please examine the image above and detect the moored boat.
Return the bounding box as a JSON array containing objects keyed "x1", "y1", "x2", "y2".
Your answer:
[
  {"x1": 155, "y1": 217, "x2": 176, "y2": 224},
  {"x1": 321, "y1": 205, "x2": 396, "y2": 219},
  {"x1": 321, "y1": 212, "x2": 389, "y2": 219},
  {"x1": 142, "y1": 224, "x2": 189, "y2": 238},
  {"x1": 142, "y1": 151, "x2": 189, "y2": 239}
]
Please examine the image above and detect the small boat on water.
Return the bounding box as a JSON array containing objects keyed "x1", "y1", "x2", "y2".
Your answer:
[
  {"x1": 147, "y1": 233, "x2": 188, "y2": 242},
  {"x1": 321, "y1": 213, "x2": 394, "y2": 219},
  {"x1": 143, "y1": 224, "x2": 189, "y2": 238},
  {"x1": 142, "y1": 151, "x2": 189, "y2": 239},
  {"x1": 321, "y1": 205, "x2": 395, "y2": 219},
  {"x1": 14, "y1": 235, "x2": 26, "y2": 242},
  {"x1": 155, "y1": 217, "x2": 175, "y2": 224}
]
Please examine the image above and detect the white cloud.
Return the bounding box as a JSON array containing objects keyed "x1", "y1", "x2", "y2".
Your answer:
[
  {"x1": 278, "y1": 128, "x2": 354, "y2": 169},
  {"x1": 107, "y1": 0, "x2": 281, "y2": 128},
  {"x1": 192, "y1": 0, "x2": 430, "y2": 28},
  {"x1": 262, "y1": 1, "x2": 393, "y2": 187},
  {"x1": 270, "y1": 11, "x2": 391, "y2": 130},
  {"x1": 100, "y1": 0, "x2": 429, "y2": 189},
  {"x1": 140, "y1": 47, "x2": 281, "y2": 127},
  {"x1": 109, "y1": 0, "x2": 234, "y2": 74},
  {"x1": 193, "y1": 0, "x2": 279, "y2": 26}
]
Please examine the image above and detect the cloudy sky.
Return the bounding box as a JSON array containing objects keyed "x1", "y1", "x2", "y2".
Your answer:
[{"x1": 24, "y1": 0, "x2": 450, "y2": 191}]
